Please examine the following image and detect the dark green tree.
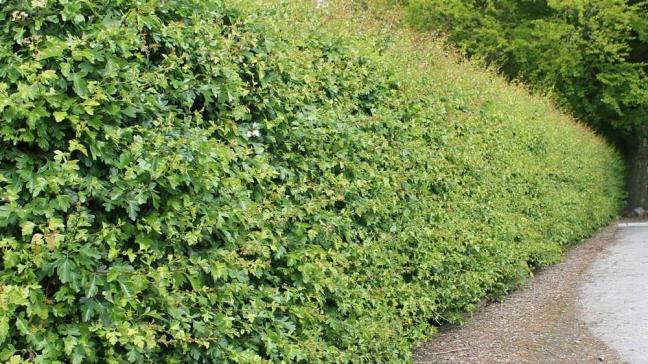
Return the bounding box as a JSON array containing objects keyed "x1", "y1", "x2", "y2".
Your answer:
[{"x1": 406, "y1": 0, "x2": 648, "y2": 209}]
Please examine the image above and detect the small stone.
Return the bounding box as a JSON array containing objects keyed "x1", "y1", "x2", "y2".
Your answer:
[
  {"x1": 633, "y1": 207, "x2": 646, "y2": 217},
  {"x1": 598, "y1": 356, "x2": 605, "y2": 362}
]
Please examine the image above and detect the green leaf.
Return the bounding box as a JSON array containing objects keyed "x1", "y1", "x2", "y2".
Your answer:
[
  {"x1": 15, "y1": 317, "x2": 29, "y2": 336},
  {"x1": 0, "y1": 347, "x2": 17, "y2": 361},
  {"x1": 81, "y1": 300, "x2": 94, "y2": 322},
  {"x1": 126, "y1": 200, "x2": 140, "y2": 221},
  {"x1": 21, "y1": 221, "x2": 36, "y2": 237},
  {"x1": 37, "y1": 38, "x2": 67, "y2": 60},
  {"x1": 53, "y1": 111, "x2": 67, "y2": 122},
  {"x1": 70, "y1": 73, "x2": 88, "y2": 97},
  {"x1": 133, "y1": 335, "x2": 145, "y2": 349},
  {"x1": 186, "y1": 273, "x2": 204, "y2": 290},
  {"x1": 122, "y1": 106, "x2": 137, "y2": 118},
  {"x1": 118, "y1": 279, "x2": 132, "y2": 298},
  {"x1": 0, "y1": 315, "x2": 8, "y2": 345},
  {"x1": 57, "y1": 258, "x2": 76, "y2": 284},
  {"x1": 86, "y1": 275, "x2": 98, "y2": 298},
  {"x1": 69, "y1": 139, "x2": 88, "y2": 156},
  {"x1": 79, "y1": 245, "x2": 101, "y2": 259}
]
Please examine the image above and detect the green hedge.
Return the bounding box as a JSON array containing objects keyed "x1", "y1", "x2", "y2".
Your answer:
[{"x1": 0, "y1": 0, "x2": 623, "y2": 362}]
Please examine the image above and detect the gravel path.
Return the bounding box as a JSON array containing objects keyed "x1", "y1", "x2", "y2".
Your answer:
[
  {"x1": 412, "y1": 224, "x2": 626, "y2": 364},
  {"x1": 579, "y1": 223, "x2": 648, "y2": 364}
]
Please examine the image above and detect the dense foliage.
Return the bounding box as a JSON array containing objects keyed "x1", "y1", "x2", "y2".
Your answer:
[
  {"x1": 404, "y1": 0, "x2": 648, "y2": 207},
  {"x1": 0, "y1": 0, "x2": 623, "y2": 362}
]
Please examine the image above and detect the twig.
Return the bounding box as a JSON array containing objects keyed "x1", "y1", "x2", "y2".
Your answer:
[{"x1": 430, "y1": 348, "x2": 466, "y2": 355}]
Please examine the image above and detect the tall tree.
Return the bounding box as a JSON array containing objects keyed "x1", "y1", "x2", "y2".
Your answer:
[{"x1": 406, "y1": 0, "x2": 648, "y2": 209}]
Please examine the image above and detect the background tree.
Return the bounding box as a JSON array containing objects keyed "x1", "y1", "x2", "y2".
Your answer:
[{"x1": 406, "y1": 0, "x2": 648, "y2": 209}]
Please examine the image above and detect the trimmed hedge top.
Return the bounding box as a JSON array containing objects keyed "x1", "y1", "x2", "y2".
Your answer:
[{"x1": 0, "y1": 0, "x2": 623, "y2": 363}]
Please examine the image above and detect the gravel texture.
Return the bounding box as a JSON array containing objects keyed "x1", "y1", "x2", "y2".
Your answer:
[
  {"x1": 579, "y1": 224, "x2": 648, "y2": 364},
  {"x1": 412, "y1": 224, "x2": 625, "y2": 364}
]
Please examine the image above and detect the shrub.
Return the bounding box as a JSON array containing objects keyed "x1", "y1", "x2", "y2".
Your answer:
[{"x1": 0, "y1": 0, "x2": 624, "y2": 362}]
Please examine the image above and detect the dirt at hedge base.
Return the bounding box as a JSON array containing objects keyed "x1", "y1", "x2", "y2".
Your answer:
[{"x1": 412, "y1": 224, "x2": 626, "y2": 364}]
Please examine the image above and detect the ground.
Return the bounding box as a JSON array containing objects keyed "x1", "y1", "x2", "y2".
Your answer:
[{"x1": 412, "y1": 224, "x2": 629, "y2": 364}]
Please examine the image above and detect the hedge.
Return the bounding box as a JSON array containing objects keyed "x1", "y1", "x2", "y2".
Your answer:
[{"x1": 0, "y1": 0, "x2": 624, "y2": 363}]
